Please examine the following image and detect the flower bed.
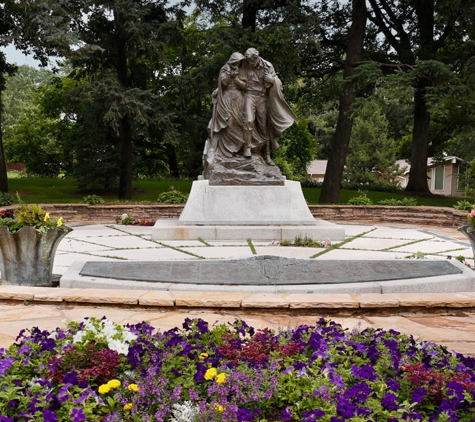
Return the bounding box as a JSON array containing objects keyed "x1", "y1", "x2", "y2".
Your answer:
[{"x1": 1, "y1": 317, "x2": 474, "y2": 421}]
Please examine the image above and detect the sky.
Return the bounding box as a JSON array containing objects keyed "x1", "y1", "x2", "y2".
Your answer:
[{"x1": 4, "y1": 44, "x2": 41, "y2": 67}]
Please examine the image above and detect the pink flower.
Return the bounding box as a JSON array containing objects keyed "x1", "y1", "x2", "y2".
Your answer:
[{"x1": 470, "y1": 210, "x2": 475, "y2": 218}]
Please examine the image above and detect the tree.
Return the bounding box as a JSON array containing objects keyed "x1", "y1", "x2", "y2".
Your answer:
[
  {"x1": 4, "y1": 73, "x2": 77, "y2": 178},
  {"x1": 366, "y1": 0, "x2": 475, "y2": 194},
  {"x1": 17, "y1": 0, "x2": 185, "y2": 198},
  {"x1": 343, "y1": 100, "x2": 401, "y2": 186},
  {"x1": 0, "y1": 1, "x2": 20, "y2": 193},
  {"x1": 319, "y1": 0, "x2": 367, "y2": 203}
]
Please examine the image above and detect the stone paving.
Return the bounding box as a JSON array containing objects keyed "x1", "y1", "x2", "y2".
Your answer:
[{"x1": 0, "y1": 222, "x2": 474, "y2": 356}]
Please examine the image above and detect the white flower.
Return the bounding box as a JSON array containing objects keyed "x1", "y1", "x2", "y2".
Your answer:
[
  {"x1": 72, "y1": 331, "x2": 85, "y2": 344},
  {"x1": 108, "y1": 338, "x2": 130, "y2": 355},
  {"x1": 170, "y1": 401, "x2": 200, "y2": 422},
  {"x1": 121, "y1": 213, "x2": 129, "y2": 220}
]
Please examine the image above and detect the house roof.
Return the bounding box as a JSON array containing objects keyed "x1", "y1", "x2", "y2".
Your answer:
[{"x1": 306, "y1": 160, "x2": 327, "y2": 175}]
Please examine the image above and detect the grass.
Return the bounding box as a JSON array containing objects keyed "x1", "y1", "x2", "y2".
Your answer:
[
  {"x1": 4, "y1": 175, "x2": 465, "y2": 207},
  {"x1": 6, "y1": 177, "x2": 193, "y2": 204}
]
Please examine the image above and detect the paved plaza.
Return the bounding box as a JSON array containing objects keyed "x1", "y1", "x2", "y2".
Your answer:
[{"x1": 0, "y1": 222, "x2": 474, "y2": 356}]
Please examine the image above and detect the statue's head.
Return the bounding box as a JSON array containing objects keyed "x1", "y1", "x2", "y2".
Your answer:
[
  {"x1": 228, "y1": 52, "x2": 245, "y2": 64},
  {"x1": 245, "y1": 48, "x2": 259, "y2": 59}
]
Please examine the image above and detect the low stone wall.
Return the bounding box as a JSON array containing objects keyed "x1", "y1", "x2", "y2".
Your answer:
[
  {"x1": 37, "y1": 203, "x2": 468, "y2": 228},
  {"x1": 308, "y1": 205, "x2": 468, "y2": 228}
]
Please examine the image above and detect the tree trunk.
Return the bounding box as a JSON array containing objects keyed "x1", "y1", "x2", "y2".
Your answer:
[
  {"x1": 0, "y1": 97, "x2": 9, "y2": 193},
  {"x1": 116, "y1": 32, "x2": 133, "y2": 200},
  {"x1": 405, "y1": 81, "x2": 431, "y2": 194},
  {"x1": 242, "y1": 0, "x2": 258, "y2": 31},
  {"x1": 165, "y1": 144, "x2": 180, "y2": 179},
  {"x1": 118, "y1": 117, "x2": 133, "y2": 199},
  {"x1": 404, "y1": 0, "x2": 433, "y2": 194},
  {"x1": 319, "y1": 0, "x2": 366, "y2": 204}
]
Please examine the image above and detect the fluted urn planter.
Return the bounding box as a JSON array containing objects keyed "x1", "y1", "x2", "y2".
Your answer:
[
  {"x1": 0, "y1": 225, "x2": 72, "y2": 286},
  {"x1": 458, "y1": 225, "x2": 475, "y2": 259}
]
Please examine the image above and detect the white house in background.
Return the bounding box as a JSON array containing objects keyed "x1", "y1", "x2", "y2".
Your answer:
[
  {"x1": 397, "y1": 156, "x2": 465, "y2": 197},
  {"x1": 306, "y1": 160, "x2": 327, "y2": 182},
  {"x1": 306, "y1": 155, "x2": 466, "y2": 197}
]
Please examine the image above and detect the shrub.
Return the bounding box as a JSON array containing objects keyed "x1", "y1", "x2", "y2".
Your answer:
[
  {"x1": 342, "y1": 180, "x2": 403, "y2": 193},
  {"x1": 377, "y1": 197, "x2": 418, "y2": 206},
  {"x1": 453, "y1": 199, "x2": 473, "y2": 212},
  {"x1": 82, "y1": 194, "x2": 105, "y2": 205},
  {"x1": 348, "y1": 192, "x2": 373, "y2": 205},
  {"x1": 0, "y1": 192, "x2": 13, "y2": 206},
  {"x1": 157, "y1": 189, "x2": 189, "y2": 204}
]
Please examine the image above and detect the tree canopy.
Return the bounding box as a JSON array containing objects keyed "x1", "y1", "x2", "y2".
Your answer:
[{"x1": 2, "y1": 0, "x2": 475, "y2": 200}]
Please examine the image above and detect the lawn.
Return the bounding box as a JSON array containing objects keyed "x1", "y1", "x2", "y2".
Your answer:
[{"x1": 5, "y1": 176, "x2": 465, "y2": 207}]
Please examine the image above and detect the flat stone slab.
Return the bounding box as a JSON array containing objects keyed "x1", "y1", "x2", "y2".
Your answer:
[{"x1": 77, "y1": 256, "x2": 462, "y2": 285}]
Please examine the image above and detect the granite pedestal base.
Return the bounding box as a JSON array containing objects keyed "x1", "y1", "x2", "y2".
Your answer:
[{"x1": 151, "y1": 179, "x2": 345, "y2": 241}]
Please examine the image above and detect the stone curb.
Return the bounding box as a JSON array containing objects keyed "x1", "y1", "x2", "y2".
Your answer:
[{"x1": 1, "y1": 286, "x2": 475, "y2": 310}]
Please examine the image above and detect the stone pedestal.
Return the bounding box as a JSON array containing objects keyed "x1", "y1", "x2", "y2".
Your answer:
[{"x1": 152, "y1": 180, "x2": 345, "y2": 242}]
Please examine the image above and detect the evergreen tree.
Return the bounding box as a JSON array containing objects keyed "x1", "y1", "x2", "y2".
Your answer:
[{"x1": 344, "y1": 100, "x2": 401, "y2": 186}]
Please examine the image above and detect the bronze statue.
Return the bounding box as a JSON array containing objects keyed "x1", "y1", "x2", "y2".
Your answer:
[{"x1": 204, "y1": 48, "x2": 296, "y2": 185}]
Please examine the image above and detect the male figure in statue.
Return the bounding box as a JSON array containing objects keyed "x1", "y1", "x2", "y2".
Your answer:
[{"x1": 241, "y1": 48, "x2": 297, "y2": 165}]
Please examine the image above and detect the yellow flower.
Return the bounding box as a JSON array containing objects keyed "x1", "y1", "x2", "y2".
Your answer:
[
  {"x1": 56, "y1": 217, "x2": 63, "y2": 227},
  {"x1": 123, "y1": 403, "x2": 133, "y2": 411},
  {"x1": 213, "y1": 404, "x2": 224, "y2": 413},
  {"x1": 204, "y1": 367, "x2": 218, "y2": 380},
  {"x1": 107, "y1": 379, "x2": 121, "y2": 389},
  {"x1": 216, "y1": 373, "x2": 226, "y2": 384},
  {"x1": 98, "y1": 384, "x2": 111, "y2": 395},
  {"x1": 43, "y1": 213, "x2": 50, "y2": 222},
  {"x1": 128, "y1": 383, "x2": 140, "y2": 392},
  {"x1": 199, "y1": 352, "x2": 209, "y2": 360}
]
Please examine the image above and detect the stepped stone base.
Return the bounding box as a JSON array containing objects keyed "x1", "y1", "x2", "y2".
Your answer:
[
  {"x1": 151, "y1": 218, "x2": 345, "y2": 242},
  {"x1": 152, "y1": 179, "x2": 345, "y2": 241}
]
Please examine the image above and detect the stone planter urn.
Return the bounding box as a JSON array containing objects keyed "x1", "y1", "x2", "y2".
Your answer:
[
  {"x1": 0, "y1": 225, "x2": 72, "y2": 287},
  {"x1": 458, "y1": 225, "x2": 475, "y2": 259}
]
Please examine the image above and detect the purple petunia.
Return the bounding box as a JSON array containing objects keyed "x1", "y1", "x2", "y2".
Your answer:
[
  {"x1": 412, "y1": 387, "x2": 427, "y2": 403},
  {"x1": 70, "y1": 408, "x2": 86, "y2": 422},
  {"x1": 302, "y1": 409, "x2": 325, "y2": 421},
  {"x1": 381, "y1": 393, "x2": 399, "y2": 410},
  {"x1": 336, "y1": 397, "x2": 357, "y2": 418},
  {"x1": 43, "y1": 409, "x2": 58, "y2": 422},
  {"x1": 386, "y1": 379, "x2": 400, "y2": 392},
  {"x1": 351, "y1": 364, "x2": 378, "y2": 381},
  {"x1": 281, "y1": 407, "x2": 292, "y2": 420}
]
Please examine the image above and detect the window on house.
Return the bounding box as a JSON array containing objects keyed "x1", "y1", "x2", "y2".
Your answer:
[{"x1": 434, "y1": 166, "x2": 444, "y2": 190}]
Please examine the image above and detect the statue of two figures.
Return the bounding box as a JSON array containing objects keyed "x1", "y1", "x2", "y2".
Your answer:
[{"x1": 203, "y1": 48, "x2": 297, "y2": 185}]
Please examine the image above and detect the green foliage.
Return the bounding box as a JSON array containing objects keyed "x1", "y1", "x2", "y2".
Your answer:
[
  {"x1": 82, "y1": 195, "x2": 105, "y2": 205},
  {"x1": 0, "y1": 203, "x2": 67, "y2": 233},
  {"x1": 0, "y1": 192, "x2": 13, "y2": 206},
  {"x1": 348, "y1": 192, "x2": 373, "y2": 205},
  {"x1": 453, "y1": 200, "x2": 473, "y2": 211},
  {"x1": 464, "y1": 160, "x2": 475, "y2": 200},
  {"x1": 377, "y1": 197, "x2": 418, "y2": 206},
  {"x1": 281, "y1": 235, "x2": 324, "y2": 248},
  {"x1": 341, "y1": 180, "x2": 404, "y2": 193},
  {"x1": 344, "y1": 100, "x2": 402, "y2": 188},
  {"x1": 157, "y1": 189, "x2": 189, "y2": 204},
  {"x1": 273, "y1": 117, "x2": 317, "y2": 180}
]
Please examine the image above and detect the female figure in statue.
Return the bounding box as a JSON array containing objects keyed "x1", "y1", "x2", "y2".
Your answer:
[{"x1": 203, "y1": 52, "x2": 247, "y2": 174}]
